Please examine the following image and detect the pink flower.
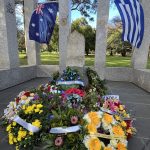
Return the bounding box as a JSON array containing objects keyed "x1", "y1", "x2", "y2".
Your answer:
[
  {"x1": 71, "y1": 116, "x2": 78, "y2": 125},
  {"x1": 55, "y1": 137, "x2": 63, "y2": 147}
]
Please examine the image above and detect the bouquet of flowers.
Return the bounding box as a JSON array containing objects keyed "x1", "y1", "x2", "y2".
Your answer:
[
  {"x1": 56, "y1": 67, "x2": 84, "y2": 90},
  {"x1": 2, "y1": 90, "x2": 51, "y2": 150},
  {"x1": 83, "y1": 111, "x2": 128, "y2": 150},
  {"x1": 43, "y1": 107, "x2": 87, "y2": 150}
]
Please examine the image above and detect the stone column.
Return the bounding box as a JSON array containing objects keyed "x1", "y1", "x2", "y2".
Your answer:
[
  {"x1": 59, "y1": 0, "x2": 71, "y2": 72},
  {"x1": 131, "y1": 0, "x2": 150, "y2": 69},
  {"x1": 24, "y1": 0, "x2": 40, "y2": 66},
  {"x1": 0, "y1": 0, "x2": 19, "y2": 69},
  {"x1": 94, "y1": 0, "x2": 110, "y2": 79}
]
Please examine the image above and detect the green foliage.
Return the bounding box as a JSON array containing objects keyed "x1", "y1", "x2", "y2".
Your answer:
[
  {"x1": 86, "y1": 67, "x2": 107, "y2": 96},
  {"x1": 17, "y1": 30, "x2": 26, "y2": 52}
]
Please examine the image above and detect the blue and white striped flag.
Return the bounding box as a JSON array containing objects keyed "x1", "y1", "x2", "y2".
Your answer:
[{"x1": 114, "y1": 0, "x2": 144, "y2": 48}]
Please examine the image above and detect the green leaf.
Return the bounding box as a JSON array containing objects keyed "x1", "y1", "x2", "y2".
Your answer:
[{"x1": 51, "y1": 110, "x2": 59, "y2": 118}]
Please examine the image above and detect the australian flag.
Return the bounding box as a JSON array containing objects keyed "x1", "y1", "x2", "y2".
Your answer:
[{"x1": 29, "y1": 2, "x2": 58, "y2": 44}]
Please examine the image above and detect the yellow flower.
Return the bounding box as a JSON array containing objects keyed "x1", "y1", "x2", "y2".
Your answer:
[
  {"x1": 12, "y1": 122, "x2": 17, "y2": 127},
  {"x1": 39, "y1": 110, "x2": 43, "y2": 114},
  {"x1": 25, "y1": 106, "x2": 34, "y2": 114},
  {"x1": 13, "y1": 138, "x2": 17, "y2": 143},
  {"x1": 104, "y1": 147, "x2": 113, "y2": 150},
  {"x1": 8, "y1": 133, "x2": 14, "y2": 145},
  {"x1": 121, "y1": 121, "x2": 127, "y2": 127},
  {"x1": 103, "y1": 113, "x2": 113, "y2": 124},
  {"x1": 17, "y1": 137, "x2": 21, "y2": 142},
  {"x1": 127, "y1": 128, "x2": 132, "y2": 134},
  {"x1": 87, "y1": 124, "x2": 97, "y2": 134},
  {"x1": 36, "y1": 104, "x2": 43, "y2": 109},
  {"x1": 88, "y1": 137, "x2": 102, "y2": 150},
  {"x1": 88, "y1": 112, "x2": 101, "y2": 127},
  {"x1": 18, "y1": 130, "x2": 27, "y2": 140},
  {"x1": 117, "y1": 142, "x2": 127, "y2": 150},
  {"x1": 35, "y1": 108, "x2": 40, "y2": 113},
  {"x1": 119, "y1": 105, "x2": 124, "y2": 111},
  {"x1": 16, "y1": 146, "x2": 19, "y2": 150},
  {"x1": 32, "y1": 119, "x2": 42, "y2": 128},
  {"x1": 6, "y1": 124, "x2": 12, "y2": 132},
  {"x1": 21, "y1": 95, "x2": 27, "y2": 100},
  {"x1": 29, "y1": 132, "x2": 33, "y2": 135},
  {"x1": 22, "y1": 105, "x2": 26, "y2": 110},
  {"x1": 112, "y1": 125, "x2": 125, "y2": 137},
  {"x1": 115, "y1": 115, "x2": 120, "y2": 121}
]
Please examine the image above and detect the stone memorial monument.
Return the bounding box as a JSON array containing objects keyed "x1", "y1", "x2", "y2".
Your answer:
[{"x1": 66, "y1": 30, "x2": 85, "y2": 68}]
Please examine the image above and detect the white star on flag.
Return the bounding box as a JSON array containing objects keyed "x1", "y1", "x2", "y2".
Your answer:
[
  {"x1": 32, "y1": 23, "x2": 36, "y2": 27},
  {"x1": 48, "y1": 8, "x2": 53, "y2": 14}
]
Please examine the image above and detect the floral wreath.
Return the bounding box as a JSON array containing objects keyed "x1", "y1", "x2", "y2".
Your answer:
[{"x1": 83, "y1": 111, "x2": 128, "y2": 150}]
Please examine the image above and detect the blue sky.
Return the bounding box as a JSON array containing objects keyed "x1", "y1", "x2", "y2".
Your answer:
[{"x1": 71, "y1": 6, "x2": 120, "y2": 28}]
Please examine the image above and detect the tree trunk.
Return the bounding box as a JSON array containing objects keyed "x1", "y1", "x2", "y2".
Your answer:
[
  {"x1": 110, "y1": 49, "x2": 113, "y2": 56},
  {"x1": 121, "y1": 51, "x2": 126, "y2": 57}
]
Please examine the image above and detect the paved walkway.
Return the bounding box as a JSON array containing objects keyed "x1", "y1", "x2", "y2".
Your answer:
[{"x1": 0, "y1": 78, "x2": 150, "y2": 150}]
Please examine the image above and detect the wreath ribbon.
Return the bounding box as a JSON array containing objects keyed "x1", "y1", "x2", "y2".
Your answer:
[
  {"x1": 49, "y1": 125, "x2": 80, "y2": 134},
  {"x1": 57, "y1": 80, "x2": 84, "y2": 86},
  {"x1": 13, "y1": 115, "x2": 40, "y2": 133},
  {"x1": 91, "y1": 133, "x2": 127, "y2": 140}
]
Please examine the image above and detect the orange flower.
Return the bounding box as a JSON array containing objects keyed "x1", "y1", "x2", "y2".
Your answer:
[
  {"x1": 112, "y1": 125, "x2": 125, "y2": 136},
  {"x1": 88, "y1": 137, "x2": 102, "y2": 150},
  {"x1": 103, "y1": 113, "x2": 113, "y2": 124},
  {"x1": 117, "y1": 142, "x2": 127, "y2": 150},
  {"x1": 88, "y1": 112, "x2": 100, "y2": 126},
  {"x1": 87, "y1": 124, "x2": 97, "y2": 134}
]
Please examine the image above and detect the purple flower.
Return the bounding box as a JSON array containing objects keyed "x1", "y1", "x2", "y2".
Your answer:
[
  {"x1": 33, "y1": 94, "x2": 40, "y2": 100},
  {"x1": 48, "y1": 95, "x2": 53, "y2": 99}
]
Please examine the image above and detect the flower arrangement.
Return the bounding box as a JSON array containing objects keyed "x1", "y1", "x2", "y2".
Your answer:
[
  {"x1": 86, "y1": 67, "x2": 107, "y2": 95},
  {"x1": 0, "y1": 67, "x2": 136, "y2": 150},
  {"x1": 2, "y1": 97, "x2": 51, "y2": 149},
  {"x1": 56, "y1": 67, "x2": 84, "y2": 90},
  {"x1": 83, "y1": 111, "x2": 128, "y2": 150},
  {"x1": 43, "y1": 107, "x2": 87, "y2": 150}
]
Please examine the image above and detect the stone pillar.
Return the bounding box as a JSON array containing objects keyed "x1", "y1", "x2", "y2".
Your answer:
[
  {"x1": 59, "y1": 0, "x2": 71, "y2": 72},
  {"x1": 24, "y1": 0, "x2": 40, "y2": 66},
  {"x1": 0, "y1": 0, "x2": 19, "y2": 69},
  {"x1": 94, "y1": 0, "x2": 110, "y2": 79},
  {"x1": 131, "y1": 0, "x2": 150, "y2": 69}
]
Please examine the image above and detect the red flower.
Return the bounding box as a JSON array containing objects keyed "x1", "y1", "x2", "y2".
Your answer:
[
  {"x1": 71, "y1": 116, "x2": 78, "y2": 125},
  {"x1": 24, "y1": 91, "x2": 30, "y2": 97},
  {"x1": 55, "y1": 137, "x2": 63, "y2": 147},
  {"x1": 15, "y1": 97, "x2": 20, "y2": 104},
  {"x1": 47, "y1": 85, "x2": 51, "y2": 92},
  {"x1": 63, "y1": 88, "x2": 85, "y2": 97}
]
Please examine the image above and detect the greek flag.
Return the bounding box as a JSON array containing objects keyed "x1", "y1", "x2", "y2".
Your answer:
[{"x1": 114, "y1": 0, "x2": 144, "y2": 48}]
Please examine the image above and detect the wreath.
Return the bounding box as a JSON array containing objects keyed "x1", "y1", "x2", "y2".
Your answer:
[{"x1": 83, "y1": 111, "x2": 128, "y2": 150}]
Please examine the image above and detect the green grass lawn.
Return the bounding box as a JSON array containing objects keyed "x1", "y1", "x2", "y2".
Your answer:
[{"x1": 19, "y1": 52, "x2": 150, "y2": 69}]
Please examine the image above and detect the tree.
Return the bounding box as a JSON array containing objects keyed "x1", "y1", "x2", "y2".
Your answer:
[
  {"x1": 72, "y1": 17, "x2": 96, "y2": 55},
  {"x1": 107, "y1": 16, "x2": 132, "y2": 57},
  {"x1": 17, "y1": 30, "x2": 26, "y2": 52}
]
